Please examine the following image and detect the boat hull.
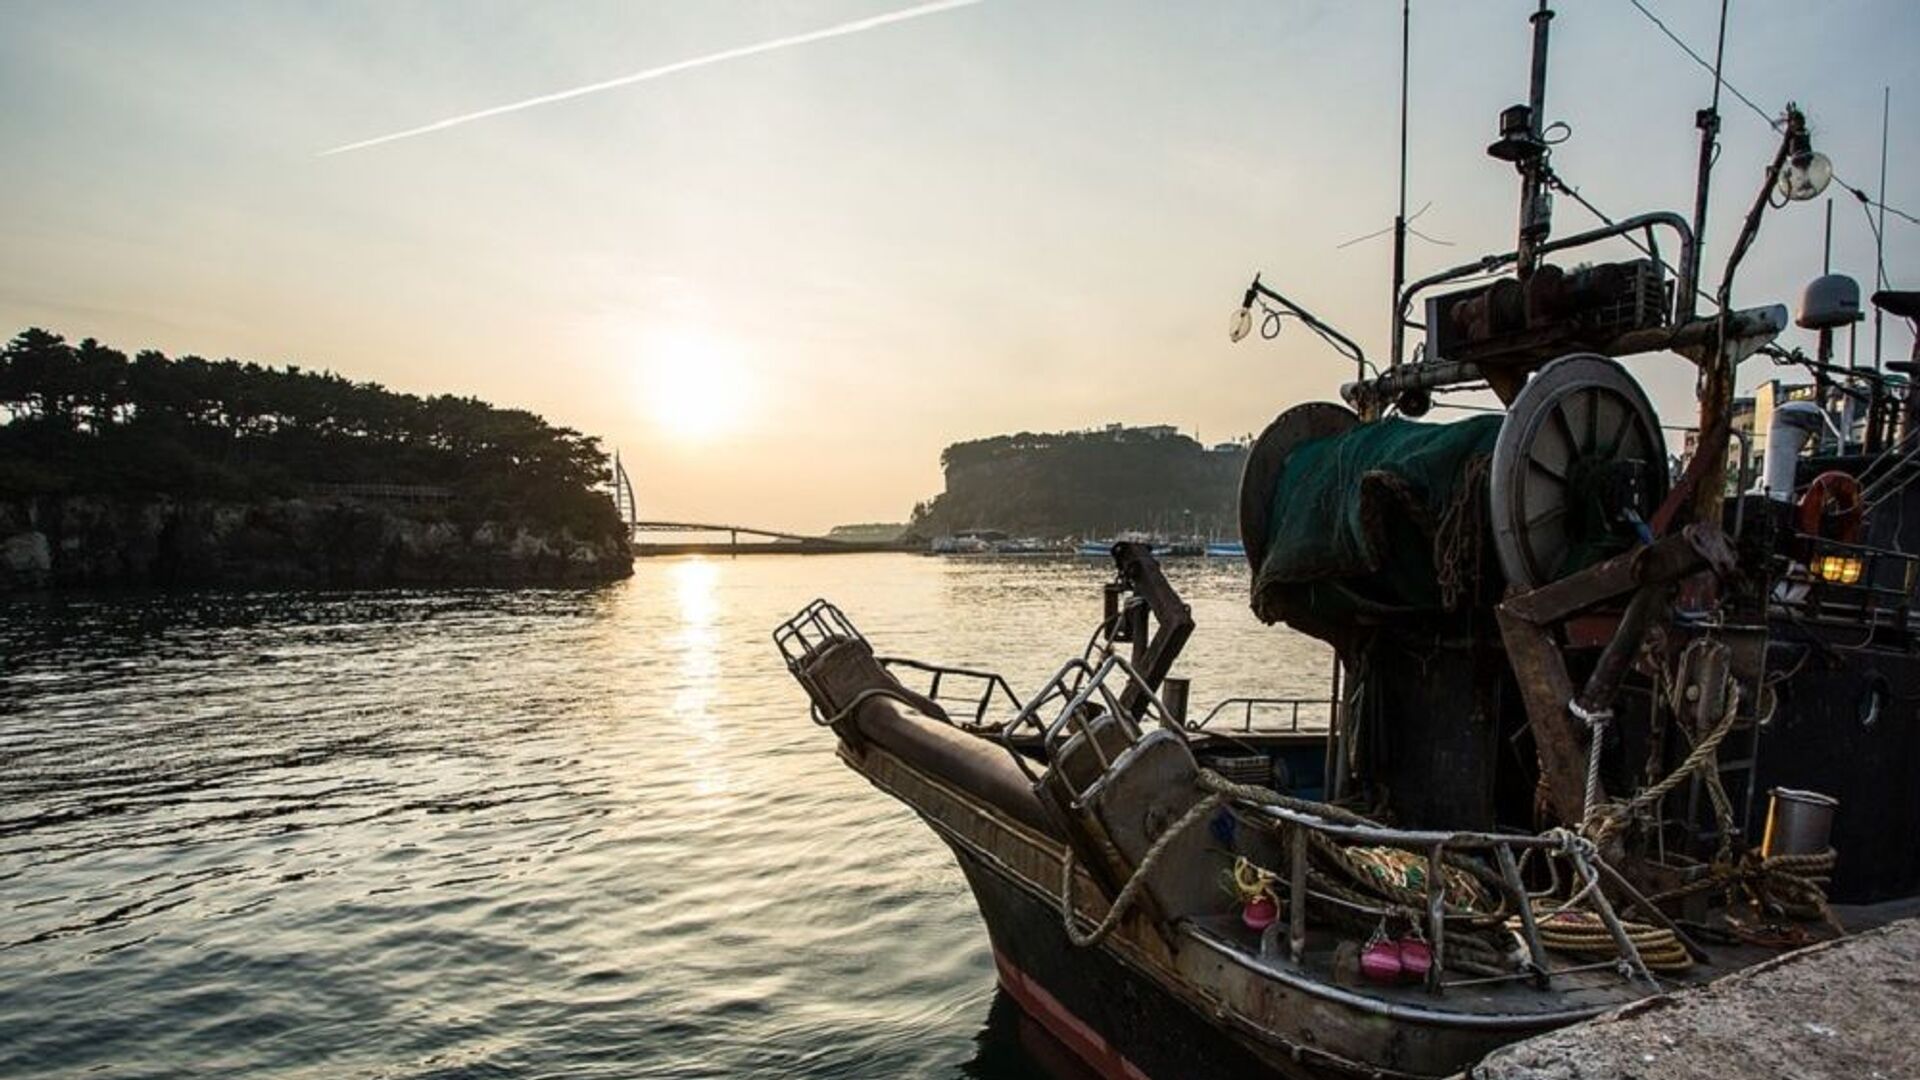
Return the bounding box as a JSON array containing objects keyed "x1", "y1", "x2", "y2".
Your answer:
[
  {"x1": 839, "y1": 738, "x2": 1594, "y2": 1080},
  {"x1": 953, "y1": 846, "x2": 1291, "y2": 1080}
]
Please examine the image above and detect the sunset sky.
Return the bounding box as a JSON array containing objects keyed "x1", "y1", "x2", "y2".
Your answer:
[{"x1": 3, "y1": 1, "x2": 1915, "y2": 533}]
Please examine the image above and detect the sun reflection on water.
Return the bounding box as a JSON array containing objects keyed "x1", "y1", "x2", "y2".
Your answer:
[{"x1": 668, "y1": 559, "x2": 728, "y2": 796}]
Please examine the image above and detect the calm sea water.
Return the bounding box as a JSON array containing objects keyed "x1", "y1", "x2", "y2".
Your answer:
[{"x1": 0, "y1": 555, "x2": 1329, "y2": 1079}]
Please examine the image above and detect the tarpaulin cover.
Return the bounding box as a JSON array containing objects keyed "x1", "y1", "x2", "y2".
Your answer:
[{"x1": 1252, "y1": 416, "x2": 1501, "y2": 623}]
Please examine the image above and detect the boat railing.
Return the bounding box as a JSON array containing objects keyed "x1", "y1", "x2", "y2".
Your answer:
[
  {"x1": 1774, "y1": 537, "x2": 1920, "y2": 630},
  {"x1": 773, "y1": 598, "x2": 864, "y2": 672},
  {"x1": 1227, "y1": 799, "x2": 1697, "y2": 995},
  {"x1": 1003, "y1": 643, "x2": 1692, "y2": 994},
  {"x1": 998, "y1": 651, "x2": 1184, "y2": 790},
  {"x1": 876, "y1": 655, "x2": 1025, "y2": 729},
  {"x1": 1189, "y1": 696, "x2": 1334, "y2": 733}
]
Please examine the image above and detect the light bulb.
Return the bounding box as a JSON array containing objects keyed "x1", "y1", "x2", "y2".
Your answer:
[
  {"x1": 1229, "y1": 306, "x2": 1253, "y2": 343},
  {"x1": 1778, "y1": 150, "x2": 1833, "y2": 202}
]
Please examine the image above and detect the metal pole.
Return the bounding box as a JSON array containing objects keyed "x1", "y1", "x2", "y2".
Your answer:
[
  {"x1": 1516, "y1": 1, "x2": 1555, "y2": 277},
  {"x1": 1496, "y1": 844, "x2": 1553, "y2": 988},
  {"x1": 1875, "y1": 86, "x2": 1890, "y2": 371},
  {"x1": 1684, "y1": 0, "x2": 1730, "y2": 322},
  {"x1": 1391, "y1": 0, "x2": 1410, "y2": 370},
  {"x1": 1425, "y1": 843, "x2": 1447, "y2": 994},
  {"x1": 1289, "y1": 826, "x2": 1308, "y2": 963}
]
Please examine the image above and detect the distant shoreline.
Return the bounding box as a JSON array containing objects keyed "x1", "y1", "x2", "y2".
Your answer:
[{"x1": 1, "y1": 492, "x2": 632, "y2": 593}]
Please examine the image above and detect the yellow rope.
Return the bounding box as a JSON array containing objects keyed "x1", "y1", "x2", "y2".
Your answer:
[{"x1": 1518, "y1": 904, "x2": 1695, "y2": 972}]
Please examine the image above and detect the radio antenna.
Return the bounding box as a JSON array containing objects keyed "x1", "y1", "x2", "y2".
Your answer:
[
  {"x1": 1874, "y1": 85, "x2": 1890, "y2": 370},
  {"x1": 1684, "y1": 0, "x2": 1730, "y2": 322},
  {"x1": 1390, "y1": 0, "x2": 1411, "y2": 371}
]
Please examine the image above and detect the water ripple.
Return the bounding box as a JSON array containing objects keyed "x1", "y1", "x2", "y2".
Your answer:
[{"x1": 0, "y1": 556, "x2": 1328, "y2": 1077}]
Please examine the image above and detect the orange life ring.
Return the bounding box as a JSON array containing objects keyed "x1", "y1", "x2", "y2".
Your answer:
[{"x1": 1797, "y1": 470, "x2": 1864, "y2": 542}]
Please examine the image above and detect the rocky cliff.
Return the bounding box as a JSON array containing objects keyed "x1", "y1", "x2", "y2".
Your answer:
[
  {"x1": 911, "y1": 425, "x2": 1248, "y2": 538},
  {"x1": 0, "y1": 495, "x2": 633, "y2": 592}
]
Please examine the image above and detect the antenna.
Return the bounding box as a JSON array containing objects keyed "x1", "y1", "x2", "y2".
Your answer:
[
  {"x1": 1875, "y1": 86, "x2": 1890, "y2": 371},
  {"x1": 1390, "y1": 0, "x2": 1410, "y2": 371},
  {"x1": 1685, "y1": 0, "x2": 1731, "y2": 322},
  {"x1": 1515, "y1": 0, "x2": 1555, "y2": 275},
  {"x1": 1821, "y1": 198, "x2": 1835, "y2": 370},
  {"x1": 1481, "y1": 1, "x2": 1556, "y2": 275}
]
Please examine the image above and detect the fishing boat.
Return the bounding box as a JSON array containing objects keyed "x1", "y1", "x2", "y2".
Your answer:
[{"x1": 777, "y1": 6, "x2": 1918, "y2": 1077}]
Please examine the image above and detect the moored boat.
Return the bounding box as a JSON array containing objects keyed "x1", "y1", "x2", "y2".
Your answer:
[{"x1": 777, "y1": 6, "x2": 1919, "y2": 1076}]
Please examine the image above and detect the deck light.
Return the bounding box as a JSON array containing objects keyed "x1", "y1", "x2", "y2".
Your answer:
[
  {"x1": 1778, "y1": 122, "x2": 1832, "y2": 202},
  {"x1": 1814, "y1": 553, "x2": 1863, "y2": 585},
  {"x1": 1230, "y1": 304, "x2": 1254, "y2": 343}
]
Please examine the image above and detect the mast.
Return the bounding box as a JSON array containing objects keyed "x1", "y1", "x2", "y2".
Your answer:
[
  {"x1": 1390, "y1": 0, "x2": 1410, "y2": 371},
  {"x1": 1684, "y1": 0, "x2": 1730, "y2": 323},
  {"x1": 1514, "y1": 0, "x2": 1554, "y2": 276},
  {"x1": 1875, "y1": 86, "x2": 1890, "y2": 370}
]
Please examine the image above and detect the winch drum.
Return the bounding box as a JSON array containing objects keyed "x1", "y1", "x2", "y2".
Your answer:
[{"x1": 1488, "y1": 353, "x2": 1668, "y2": 589}]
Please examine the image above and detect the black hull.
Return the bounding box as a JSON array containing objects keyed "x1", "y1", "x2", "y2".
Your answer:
[
  {"x1": 949, "y1": 844, "x2": 1298, "y2": 1080},
  {"x1": 1753, "y1": 625, "x2": 1920, "y2": 901},
  {"x1": 837, "y1": 739, "x2": 1590, "y2": 1080}
]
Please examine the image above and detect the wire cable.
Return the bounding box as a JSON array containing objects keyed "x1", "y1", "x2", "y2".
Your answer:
[{"x1": 1625, "y1": 0, "x2": 1919, "y2": 230}]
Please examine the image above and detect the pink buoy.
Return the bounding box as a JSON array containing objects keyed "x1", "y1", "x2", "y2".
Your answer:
[
  {"x1": 1398, "y1": 935, "x2": 1432, "y2": 983},
  {"x1": 1241, "y1": 895, "x2": 1278, "y2": 930},
  {"x1": 1360, "y1": 938, "x2": 1403, "y2": 984}
]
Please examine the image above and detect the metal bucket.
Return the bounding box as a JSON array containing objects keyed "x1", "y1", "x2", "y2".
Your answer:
[
  {"x1": 1159, "y1": 676, "x2": 1190, "y2": 724},
  {"x1": 1761, "y1": 788, "x2": 1839, "y2": 858}
]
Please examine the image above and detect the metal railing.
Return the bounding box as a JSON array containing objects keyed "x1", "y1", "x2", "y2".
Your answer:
[
  {"x1": 1189, "y1": 697, "x2": 1334, "y2": 733},
  {"x1": 775, "y1": 600, "x2": 1027, "y2": 731},
  {"x1": 878, "y1": 656, "x2": 1024, "y2": 729},
  {"x1": 1773, "y1": 537, "x2": 1920, "y2": 631},
  {"x1": 1004, "y1": 649, "x2": 1696, "y2": 995},
  {"x1": 772, "y1": 597, "x2": 863, "y2": 671},
  {"x1": 999, "y1": 651, "x2": 1183, "y2": 791}
]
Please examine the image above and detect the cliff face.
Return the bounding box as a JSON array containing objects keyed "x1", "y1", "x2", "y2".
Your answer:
[
  {"x1": 0, "y1": 495, "x2": 632, "y2": 592},
  {"x1": 912, "y1": 427, "x2": 1248, "y2": 538}
]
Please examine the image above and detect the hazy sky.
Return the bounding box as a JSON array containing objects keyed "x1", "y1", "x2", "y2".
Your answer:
[{"x1": 2, "y1": 1, "x2": 1915, "y2": 533}]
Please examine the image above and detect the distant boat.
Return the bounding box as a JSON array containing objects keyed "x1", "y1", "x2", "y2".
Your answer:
[
  {"x1": 931, "y1": 530, "x2": 1006, "y2": 554},
  {"x1": 1075, "y1": 540, "x2": 1112, "y2": 557},
  {"x1": 1206, "y1": 540, "x2": 1245, "y2": 559}
]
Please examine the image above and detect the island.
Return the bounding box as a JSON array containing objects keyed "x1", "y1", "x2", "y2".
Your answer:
[
  {"x1": 0, "y1": 328, "x2": 631, "y2": 591},
  {"x1": 908, "y1": 423, "x2": 1248, "y2": 541}
]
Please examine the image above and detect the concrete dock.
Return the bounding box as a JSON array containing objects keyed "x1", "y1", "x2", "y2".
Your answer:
[{"x1": 1469, "y1": 917, "x2": 1920, "y2": 1079}]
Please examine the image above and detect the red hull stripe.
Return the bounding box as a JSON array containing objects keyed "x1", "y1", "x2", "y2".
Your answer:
[{"x1": 992, "y1": 948, "x2": 1154, "y2": 1080}]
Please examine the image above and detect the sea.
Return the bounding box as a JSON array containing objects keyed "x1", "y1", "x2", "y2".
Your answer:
[{"x1": 0, "y1": 554, "x2": 1331, "y2": 1079}]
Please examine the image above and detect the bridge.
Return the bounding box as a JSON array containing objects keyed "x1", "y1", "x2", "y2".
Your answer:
[
  {"x1": 612, "y1": 454, "x2": 910, "y2": 556},
  {"x1": 631, "y1": 521, "x2": 827, "y2": 544}
]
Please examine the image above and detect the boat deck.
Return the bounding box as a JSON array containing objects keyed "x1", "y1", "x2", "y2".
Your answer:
[{"x1": 1184, "y1": 913, "x2": 1810, "y2": 1022}]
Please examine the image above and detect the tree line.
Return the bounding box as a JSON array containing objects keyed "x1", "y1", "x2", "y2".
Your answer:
[
  {"x1": 0, "y1": 328, "x2": 620, "y2": 537},
  {"x1": 912, "y1": 425, "x2": 1246, "y2": 539}
]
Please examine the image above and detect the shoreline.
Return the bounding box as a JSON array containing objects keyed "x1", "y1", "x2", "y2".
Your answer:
[{"x1": 1, "y1": 493, "x2": 633, "y2": 593}]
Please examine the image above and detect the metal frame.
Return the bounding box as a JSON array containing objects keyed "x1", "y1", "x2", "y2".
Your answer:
[
  {"x1": 1002, "y1": 639, "x2": 1691, "y2": 993},
  {"x1": 1774, "y1": 538, "x2": 1920, "y2": 630},
  {"x1": 877, "y1": 655, "x2": 1025, "y2": 728},
  {"x1": 1229, "y1": 800, "x2": 1693, "y2": 993},
  {"x1": 1387, "y1": 212, "x2": 1698, "y2": 373},
  {"x1": 772, "y1": 597, "x2": 864, "y2": 671},
  {"x1": 1189, "y1": 697, "x2": 1334, "y2": 734},
  {"x1": 998, "y1": 651, "x2": 1186, "y2": 792}
]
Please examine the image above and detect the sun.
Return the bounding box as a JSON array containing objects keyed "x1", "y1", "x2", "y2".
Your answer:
[{"x1": 640, "y1": 328, "x2": 754, "y2": 443}]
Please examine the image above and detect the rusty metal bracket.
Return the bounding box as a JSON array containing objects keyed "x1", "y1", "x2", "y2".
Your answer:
[{"x1": 1495, "y1": 525, "x2": 1733, "y2": 827}]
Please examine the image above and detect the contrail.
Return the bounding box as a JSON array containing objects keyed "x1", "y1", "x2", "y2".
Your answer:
[{"x1": 321, "y1": 0, "x2": 985, "y2": 156}]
